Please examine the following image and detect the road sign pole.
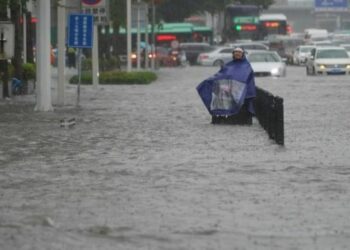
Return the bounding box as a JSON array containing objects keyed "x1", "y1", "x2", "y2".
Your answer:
[
  {"x1": 68, "y1": 14, "x2": 94, "y2": 106},
  {"x1": 77, "y1": 48, "x2": 82, "y2": 106},
  {"x1": 92, "y1": 24, "x2": 99, "y2": 87}
]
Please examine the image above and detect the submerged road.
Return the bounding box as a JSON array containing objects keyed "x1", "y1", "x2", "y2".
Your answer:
[{"x1": 0, "y1": 65, "x2": 350, "y2": 250}]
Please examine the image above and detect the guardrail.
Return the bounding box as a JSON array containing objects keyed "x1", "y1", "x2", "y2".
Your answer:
[{"x1": 255, "y1": 87, "x2": 284, "y2": 146}]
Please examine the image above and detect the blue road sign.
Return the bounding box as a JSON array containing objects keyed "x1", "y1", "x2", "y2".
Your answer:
[
  {"x1": 68, "y1": 14, "x2": 94, "y2": 48},
  {"x1": 315, "y1": 0, "x2": 348, "y2": 10}
]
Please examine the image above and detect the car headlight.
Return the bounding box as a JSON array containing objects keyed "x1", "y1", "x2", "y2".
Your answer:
[
  {"x1": 271, "y1": 68, "x2": 279, "y2": 75},
  {"x1": 346, "y1": 65, "x2": 350, "y2": 69},
  {"x1": 316, "y1": 64, "x2": 325, "y2": 69}
]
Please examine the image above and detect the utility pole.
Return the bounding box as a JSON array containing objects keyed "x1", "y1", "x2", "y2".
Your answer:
[
  {"x1": 22, "y1": 2, "x2": 27, "y2": 64},
  {"x1": 136, "y1": 0, "x2": 141, "y2": 70},
  {"x1": 151, "y1": 0, "x2": 155, "y2": 70},
  {"x1": 127, "y1": 0, "x2": 132, "y2": 72},
  {"x1": 35, "y1": 0, "x2": 53, "y2": 111}
]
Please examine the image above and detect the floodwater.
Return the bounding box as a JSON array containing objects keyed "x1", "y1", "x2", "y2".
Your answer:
[{"x1": 0, "y1": 66, "x2": 350, "y2": 250}]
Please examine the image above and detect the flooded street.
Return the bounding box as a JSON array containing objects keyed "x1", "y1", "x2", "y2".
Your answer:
[{"x1": 1, "y1": 66, "x2": 350, "y2": 250}]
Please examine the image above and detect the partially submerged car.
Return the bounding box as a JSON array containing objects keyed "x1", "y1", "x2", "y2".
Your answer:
[
  {"x1": 293, "y1": 45, "x2": 315, "y2": 65},
  {"x1": 197, "y1": 46, "x2": 232, "y2": 66},
  {"x1": 306, "y1": 46, "x2": 350, "y2": 75},
  {"x1": 246, "y1": 50, "x2": 287, "y2": 77}
]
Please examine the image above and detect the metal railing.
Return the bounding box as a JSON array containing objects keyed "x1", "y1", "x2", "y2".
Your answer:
[{"x1": 255, "y1": 87, "x2": 284, "y2": 146}]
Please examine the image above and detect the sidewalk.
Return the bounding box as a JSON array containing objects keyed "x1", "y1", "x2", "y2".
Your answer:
[{"x1": 0, "y1": 66, "x2": 350, "y2": 250}]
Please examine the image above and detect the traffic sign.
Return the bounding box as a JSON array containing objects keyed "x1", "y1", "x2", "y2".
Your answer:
[
  {"x1": 82, "y1": 0, "x2": 103, "y2": 6},
  {"x1": 82, "y1": 0, "x2": 109, "y2": 25},
  {"x1": 68, "y1": 14, "x2": 94, "y2": 48},
  {"x1": 314, "y1": 0, "x2": 348, "y2": 11}
]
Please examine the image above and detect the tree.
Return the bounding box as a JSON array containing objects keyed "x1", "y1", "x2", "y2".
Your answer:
[
  {"x1": 9, "y1": 0, "x2": 25, "y2": 80},
  {"x1": 147, "y1": 0, "x2": 274, "y2": 23},
  {"x1": 156, "y1": 0, "x2": 201, "y2": 22}
]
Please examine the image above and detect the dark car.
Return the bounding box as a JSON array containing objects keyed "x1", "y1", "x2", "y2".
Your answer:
[{"x1": 179, "y1": 42, "x2": 214, "y2": 65}]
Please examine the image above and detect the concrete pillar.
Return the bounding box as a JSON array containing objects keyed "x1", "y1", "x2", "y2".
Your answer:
[
  {"x1": 35, "y1": 0, "x2": 53, "y2": 111},
  {"x1": 57, "y1": 0, "x2": 66, "y2": 106}
]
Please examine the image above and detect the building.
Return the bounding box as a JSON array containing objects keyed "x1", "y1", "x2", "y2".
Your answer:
[{"x1": 265, "y1": 0, "x2": 350, "y2": 32}]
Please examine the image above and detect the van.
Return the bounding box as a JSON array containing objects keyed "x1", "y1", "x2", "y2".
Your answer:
[{"x1": 304, "y1": 29, "x2": 328, "y2": 42}]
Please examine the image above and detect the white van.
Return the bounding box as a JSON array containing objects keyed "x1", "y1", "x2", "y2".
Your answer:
[{"x1": 304, "y1": 28, "x2": 329, "y2": 42}]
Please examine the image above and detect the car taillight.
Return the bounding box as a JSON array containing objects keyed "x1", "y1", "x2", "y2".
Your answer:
[
  {"x1": 148, "y1": 53, "x2": 156, "y2": 59},
  {"x1": 199, "y1": 54, "x2": 209, "y2": 59},
  {"x1": 131, "y1": 53, "x2": 137, "y2": 59}
]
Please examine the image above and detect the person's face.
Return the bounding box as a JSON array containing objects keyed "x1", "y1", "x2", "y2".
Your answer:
[{"x1": 233, "y1": 51, "x2": 243, "y2": 60}]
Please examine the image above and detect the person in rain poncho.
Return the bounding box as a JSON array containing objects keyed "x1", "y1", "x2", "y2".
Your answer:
[{"x1": 196, "y1": 47, "x2": 256, "y2": 119}]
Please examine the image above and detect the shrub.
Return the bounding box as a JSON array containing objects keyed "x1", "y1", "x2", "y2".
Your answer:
[
  {"x1": 22, "y1": 63, "x2": 36, "y2": 81},
  {"x1": 81, "y1": 56, "x2": 120, "y2": 71},
  {"x1": 81, "y1": 58, "x2": 92, "y2": 71},
  {"x1": 100, "y1": 56, "x2": 120, "y2": 71},
  {"x1": 7, "y1": 63, "x2": 36, "y2": 81},
  {"x1": 69, "y1": 70, "x2": 157, "y2": 85}
]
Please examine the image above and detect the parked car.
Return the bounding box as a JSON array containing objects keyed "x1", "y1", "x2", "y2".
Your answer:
[
  {"x1": 293, "y1": 45, "x2": 315, "y2": 65},
  {"x1": 267, "y1": 36, "x2": 304, "y2": 65},
  {"x1": 179, "y1": 42, "x2": 214, "y2": 65},
  {"x1": 225, "y1": 41, "x2": 269, "y2": 51},
  {"x1": 306, "y1": 46, "x2": 350, "y2": 75},
  {"x1": 306, "y1": 40, "x2": 333, "y2": 47},
  {"x1": 246, "y1": 50, "x2": 287, "y2": 77},
  {"x1": 197, "y1": 46, "x2": 233, "y2": 66}
]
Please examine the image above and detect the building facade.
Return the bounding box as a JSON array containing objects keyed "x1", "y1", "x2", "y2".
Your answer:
[{"x1": 266, "y1": 0, "x2": 350, "y2": 32}]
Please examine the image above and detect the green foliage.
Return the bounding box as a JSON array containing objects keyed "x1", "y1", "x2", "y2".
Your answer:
[
  {"x1": 81, "y1": 57, "x2": 120, "y2": 71},
  {"x1": 81, "y1": 58, "x2": 92, "y2": 71},
  {"x1": 7, "y1": 62, "x2": 35, "y2": 80},
  {"x1": 69, "y1": 71, "x2": 157, "y2": 85},
  {"x1": 22, "y1": 63, "x2": 36, "y2": 80},
  {"x1": 99, "y1": 56, "x2": 121, "y2": 71}
]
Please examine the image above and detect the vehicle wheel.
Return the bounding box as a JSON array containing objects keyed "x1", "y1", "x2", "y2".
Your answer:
[{"x1": 213, "y1": 60, "x2": 224, "y2": 67}]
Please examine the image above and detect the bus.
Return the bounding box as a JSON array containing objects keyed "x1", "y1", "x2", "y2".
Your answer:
[
  {"x1": 222, "y1": 4, "x2": 260, "y2": 42},
  {"x1": 119, "y1": 22, "x2": 213, "y2": 47},
  {"x1": 259, "y1": 13, "x2": 288, "y2": 40}
]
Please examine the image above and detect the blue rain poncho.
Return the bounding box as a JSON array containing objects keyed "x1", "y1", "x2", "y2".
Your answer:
[{"x1": 196, "y1": 55, "x2": 256, "y2": 116}]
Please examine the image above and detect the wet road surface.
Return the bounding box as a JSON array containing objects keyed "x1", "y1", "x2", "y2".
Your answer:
[{"x1": 0, "y1": 66, "x2": 350, "y2": 250}]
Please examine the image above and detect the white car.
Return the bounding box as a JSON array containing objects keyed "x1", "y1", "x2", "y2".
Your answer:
[
  {"x1": 293, "y1": 45, "x2": 315, "y2": 65},
  {"x1": 306, "y1": 46, "x2": 350, "y2": 75},
  {"x1": 197, "y1": 46, "x2": 233, "y2": 66},
  {"x1": 246, "y1": 50, "x2": 287, "y2": 77},
  {"x1": 340, "y1": 44, "x2": 350, "y2": 57}
]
